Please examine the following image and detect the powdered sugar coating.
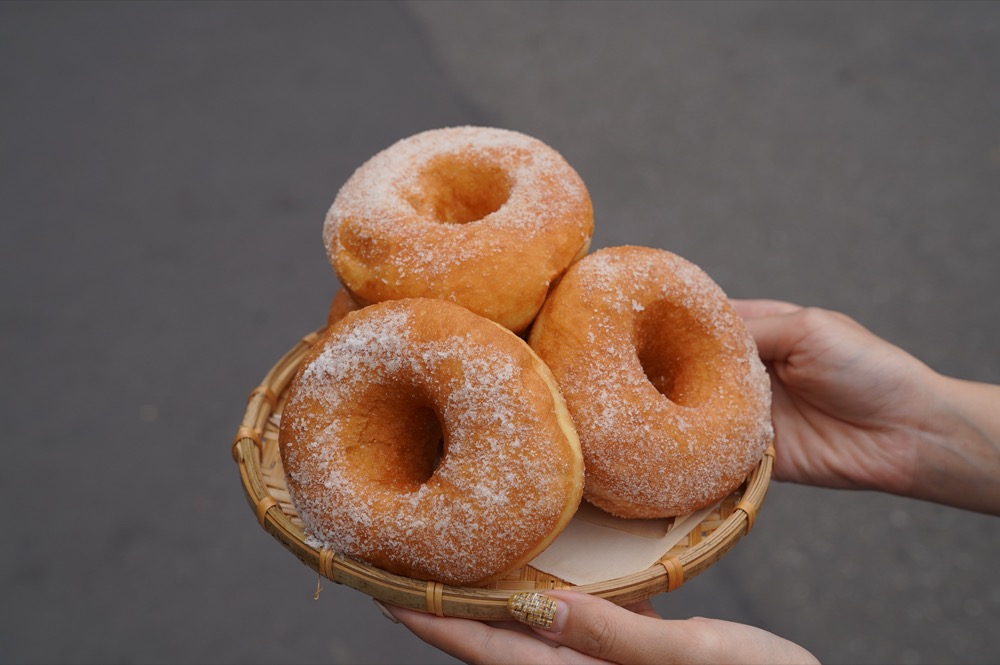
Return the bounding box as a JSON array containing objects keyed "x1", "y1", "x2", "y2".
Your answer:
[
  {"x1": 529, "y1": 246, "x2": 773, "y2": 518},
  {"x1": 279, "y1": 299, "x2": 583, "y2": 586},
  {"x1": 323, "y1": 126, "x2": 593, "y2": 333}
]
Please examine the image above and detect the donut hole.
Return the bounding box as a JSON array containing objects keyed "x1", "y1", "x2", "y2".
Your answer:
[
  {"x1": 635, "y1": 300, "x2": 723, "y2": 407},
  {"x1": 407, "y1": 155, "x2": 512, "y2": 224},
  {"x1": 414, "y1": 428, "x2": 444, "y2": 485},
  {"x1": 343, "y1": 388, "x2": 447, "y2": 490},
  {"x1": 407, "y1": 406, "x2": 448, "y2": 485}
]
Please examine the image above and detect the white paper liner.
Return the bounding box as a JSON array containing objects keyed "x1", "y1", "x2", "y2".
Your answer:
[{"x1": 528, "y1": 501, "x2": 718, "y2": 585}]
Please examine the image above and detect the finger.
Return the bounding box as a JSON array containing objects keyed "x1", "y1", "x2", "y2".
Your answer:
[
  {"x1": 738, "y1": 309, "x2": 814, "y2": 364},
  {"x1": 385, "y1": 602, "x2": 604, "y2": 665},
  {"x1": 623, "y1": 598, "x2": 661, "y2": 619},
  {"x1": 482, "y1": 618, "x2": 562, "y2": 646},
  {"x1": 729, "y1": 298, "x2": 802, "y2": 320},
  {"x1": 509, "y1": 590, "x2": 676, "y2": 665},
  {"x1": 507, "y1": 592, "x2": 820, "y2": 665}
]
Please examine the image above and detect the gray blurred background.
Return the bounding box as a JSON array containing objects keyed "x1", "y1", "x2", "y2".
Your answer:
[{"x1": 3, "y1": 2, "x2": 999, "y2": 664}]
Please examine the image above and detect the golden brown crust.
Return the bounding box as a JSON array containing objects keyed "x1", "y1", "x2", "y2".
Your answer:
[
  {"x1": 279, "y1": 298, "x2": 584, "y2": 586},
  {"x1": 324, "y1": 127, "x2": 593, "y2": 334},
  {"x1": 529, "y1": 246, "x2": 773, "y2": 518},
  {"x1": 326, "y1": 287, "x2": 360, "y2": 328}
]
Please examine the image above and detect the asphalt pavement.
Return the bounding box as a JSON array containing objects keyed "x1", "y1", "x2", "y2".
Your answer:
[{"x1": 3, "y1": 2, "x2": 999, "y2": 664}]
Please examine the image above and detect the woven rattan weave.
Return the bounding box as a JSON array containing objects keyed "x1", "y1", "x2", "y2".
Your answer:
[{"x1": 232, "y1": 329, "x2": 772, "y2": 620}]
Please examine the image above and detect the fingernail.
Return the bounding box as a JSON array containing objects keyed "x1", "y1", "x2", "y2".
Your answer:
[
  {"x1": 372, "y1": 598, "x2": 400, "y2": 624},
  {"x1": 507, "y1": 592, "x2": 560, "y2": 630}
]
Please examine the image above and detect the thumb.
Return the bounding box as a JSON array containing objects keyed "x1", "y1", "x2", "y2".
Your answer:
[
  {"x1": 506, "y1": 591, "x2": 820, "y2": 665},
  {"x1": 507, "y1": 590, "x2": 673, "y2": 664}
]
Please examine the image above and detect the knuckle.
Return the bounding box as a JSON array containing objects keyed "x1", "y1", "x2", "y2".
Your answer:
[
  {"x1": 797, "y1": 306, "x2": 834, "y2": 330},
  {"x1": 682, "y1": 617, "x2": 725, "y2": 659},
  {"x1": 475, "y1": 629, "x2": 528, "y2": 665},
  {"x1": 799, "y1": 305, "x2": 859, "y2": 332},
  {"x1": 578, "y1": 612, "x2": 621, "y2": 661}
]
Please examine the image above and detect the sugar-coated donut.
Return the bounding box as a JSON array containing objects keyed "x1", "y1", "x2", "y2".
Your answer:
[
  {"x1": 324, "y1": 126, "x2": 594, "y2": 334},
  {"x1": 326, "y1": 287, "x2": 359, "y2": 328},
  {"x1": 529, "y1": 246, "x2": 772, "y2": 519},
  {"x1": 279, "y1": 298, "x2": 584, "y2": 586}
]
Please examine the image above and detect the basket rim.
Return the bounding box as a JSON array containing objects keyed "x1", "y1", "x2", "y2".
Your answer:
[{"x1": 232, "y1": 328, "x2": 773, "y2": 621}]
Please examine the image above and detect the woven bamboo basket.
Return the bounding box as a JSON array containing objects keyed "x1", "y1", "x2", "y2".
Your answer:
[{"x1": 232, "y1": 329, "x2": 773, "y2": 620}]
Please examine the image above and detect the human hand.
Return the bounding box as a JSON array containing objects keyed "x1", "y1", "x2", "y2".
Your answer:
[
  {"x1": 729, "y1": 299, "x2": 938, "y2": 496},
  {"x1": 731, "y1": 299, "x2": 1000, "y2": 516},
  {"x1": 382, "y1": 590, "x2": 818, "y2": 665}
]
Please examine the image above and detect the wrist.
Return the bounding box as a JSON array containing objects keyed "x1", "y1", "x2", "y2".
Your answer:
[{"x1": 908, "y1": 372, "x2": 1000, "y2": 515}]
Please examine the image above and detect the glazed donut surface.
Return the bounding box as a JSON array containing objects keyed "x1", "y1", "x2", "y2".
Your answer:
[
  {"x1": 324, "y1": 126, "x2": 593, "y2": 334},
  {"x1": 279, "y1": 298, "x2": 584, "y2": 586},
  {"x1": 529, "y1": 246, "x2": 772, "y2": 519}
]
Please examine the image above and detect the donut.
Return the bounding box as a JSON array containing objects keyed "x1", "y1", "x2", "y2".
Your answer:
[
  {"x1": 326, "y1": 287, "x2": 360, "y2": 327},
  {"x1": 323, "y1": 126, "x2": 593, "y2": 334},
  {"x1": 528, "y1": 246, "x2": 772, "y2": 519},
  {"x1": 279, "y1": 298, "x2": 584, "y2": 586}
]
